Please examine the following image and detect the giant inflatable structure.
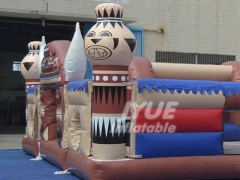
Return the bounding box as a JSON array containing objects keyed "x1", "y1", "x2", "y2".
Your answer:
[{"x1": 20, "y1": 3, "x2": 240, "y2": 180}]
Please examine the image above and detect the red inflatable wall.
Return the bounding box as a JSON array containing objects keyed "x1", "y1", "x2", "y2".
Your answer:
[{"x1": 136, "y1": 108, "x2": 223, "y2": 132}]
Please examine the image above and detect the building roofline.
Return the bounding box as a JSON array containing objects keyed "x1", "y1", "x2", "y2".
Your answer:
[{"x1": 0, "y1": 8, "x2": 136, "y2": 25}]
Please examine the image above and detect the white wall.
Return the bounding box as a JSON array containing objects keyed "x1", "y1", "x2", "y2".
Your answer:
[{"x1": 1, "y1": 0, "x2": 240, "y2": 62}]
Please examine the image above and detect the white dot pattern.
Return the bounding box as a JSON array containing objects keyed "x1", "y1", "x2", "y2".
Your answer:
[
  {"x1": 103, "y1": 76, "x2": 108, "y2": 81},
  {"x1": 96, "y1": 76, "x2": 100, "y2": 81},
  {"x1": 121, "y1": 76, "x2": 126, "y2": 81},
  {"x1": 112, "y1": 76, "x2": 118, "y2": 81}
]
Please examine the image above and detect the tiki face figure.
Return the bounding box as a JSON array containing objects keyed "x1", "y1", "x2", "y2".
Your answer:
[
  {"x1": 21, "y1": 41, "x2": 41, "y2": 80},
  {"x1": 84, "y1": 3, "x2": 137, "y2": 66}
]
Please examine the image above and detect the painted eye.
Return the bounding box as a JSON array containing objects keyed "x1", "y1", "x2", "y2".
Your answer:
[
  {"x1": 87, "y1": 31, "x2": 96, "y2": 37},
  {"x1": 98, "y1": 31, "x2": 112, "y2": 37}
]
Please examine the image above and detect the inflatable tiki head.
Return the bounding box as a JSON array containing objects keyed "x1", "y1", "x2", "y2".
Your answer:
[
  {"x1": 84, "y1": 3, "x2": 137, "y2": 66},
  {"x1": 21, "y1": 41, "x2": 41, "y2": 89}
]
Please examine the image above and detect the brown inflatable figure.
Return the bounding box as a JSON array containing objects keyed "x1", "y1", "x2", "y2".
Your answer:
[
  {"x1": 39, "y1": 22, "x2": 87, "y2": 171},
  {"x1": 39, "y1": 40, "x2": 70, "y2": 171}
]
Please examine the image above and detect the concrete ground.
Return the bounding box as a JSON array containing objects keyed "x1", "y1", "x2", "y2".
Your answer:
[{"x1": 0, "y1": 125, "x2": 25, "y2": 149}]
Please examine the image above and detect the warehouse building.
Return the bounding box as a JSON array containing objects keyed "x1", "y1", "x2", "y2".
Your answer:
[{"x1": 0, "y1": 0, "x2": 239, "y2": 126}]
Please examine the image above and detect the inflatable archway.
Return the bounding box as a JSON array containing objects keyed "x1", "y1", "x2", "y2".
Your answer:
[{"x1": 21, "y1": 3, "x2": 240, "y2": 180}]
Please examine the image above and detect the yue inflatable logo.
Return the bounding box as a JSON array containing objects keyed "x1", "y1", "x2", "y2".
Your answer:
[
  {"x1": 127, "y1": 122, "x2": 176, "y2": 133},
  {"x1": 113, "y1": 101, "x2": 179, "y2": 133},
  {"x1": 124, "y1": 101, "x2": 179, "y2": 120}
]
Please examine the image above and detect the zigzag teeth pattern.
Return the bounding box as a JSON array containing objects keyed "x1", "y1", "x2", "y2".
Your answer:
[
  {"x1": 94, "y1": 117, "x2": 99, "y2": 136},
  {"x1": 92, "y1": 118, "x2": 94, "y2": 135},
  {"x1": 98, "y1": 117, "x2": 103, "y2": 137},
  {"x1": 93, "y1": 116, "x2": 126, "y2": 137},
  {"x1": 122, "y1": 118, "x2": 126, "y2": 134},
  {"x1": 104, "y1": 117, "x2": 110, "y2": 137},
  {"x1": 109, "y1": 117, "x2": 116, "y2": 137},
  {"x1": 117, "y1": 118, "x2": 121, "y2": 137}
]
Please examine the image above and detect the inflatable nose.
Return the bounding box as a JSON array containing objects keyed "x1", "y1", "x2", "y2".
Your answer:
[
  {"x1": 91, "y1": 38, "x2": 102, "y2": 44},
  {"x1": 23, "y1": 62, "x2": 34, "y2": 71}
]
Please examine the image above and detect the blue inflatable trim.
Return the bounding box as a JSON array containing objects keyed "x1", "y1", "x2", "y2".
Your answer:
[
  {"x1": 27, "y1": 86, "x2": 39, "y2": 94},
  {"x1": 134, "y1": 78, "x2": 240, "y2": 97},
  {"x1": 136, "y1": 132, "x2": 222, "y2": 158},
  {"x1": 67, "y1": 79, "x2": 91, "y2": 92},
  {"x1": 223, "y1": 123, "x2": 240, "y2": 141}
]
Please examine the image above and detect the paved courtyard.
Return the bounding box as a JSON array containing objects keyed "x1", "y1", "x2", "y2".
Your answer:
[{"x1": 0, "y1": 125, "x2": 25, "y2": 150}]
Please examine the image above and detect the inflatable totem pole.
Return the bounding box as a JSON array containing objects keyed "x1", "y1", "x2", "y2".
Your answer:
[
  {"x1": 38, "y1": 39, "x2": 71, "y2": 170},
  {"x1": 38, "y1": 23, "x2": 87, "y2": 170},
  {"x1": 84, "y1": 3, "x2": 136, "y2": 159},
  {"x1": 21, "y1": 41, "x2": 42, "y2": 156}
]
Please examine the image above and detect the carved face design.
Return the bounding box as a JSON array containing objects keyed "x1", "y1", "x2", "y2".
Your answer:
[
  {"x1": 84, "y1": 21, "x2": 137, "y2": 66},
  {"x1": 21, "y1": 42, "x2": 41, "y2": 80}
]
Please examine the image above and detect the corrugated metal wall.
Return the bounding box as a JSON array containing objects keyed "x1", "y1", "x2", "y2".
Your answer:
[
  {"x1": 156, "y1": 51, "x2": 235, "y2": 65},
  {"x1": 0, "y1": 0, "x2": 239, "y2": 62}
]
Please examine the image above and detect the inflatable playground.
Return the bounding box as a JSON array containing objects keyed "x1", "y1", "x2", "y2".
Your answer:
[{"x1": 20, "y1": 3, "x2": 240, "y2": 180}]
